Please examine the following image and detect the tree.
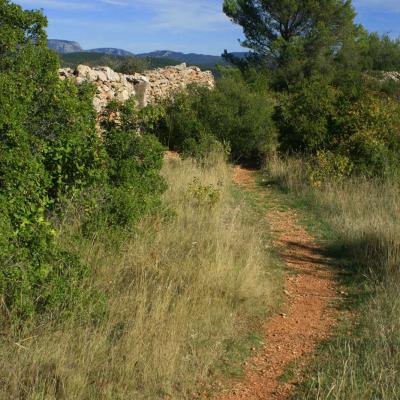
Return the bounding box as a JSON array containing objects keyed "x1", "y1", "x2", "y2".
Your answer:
[
  {"x1": 360, "y1": 32, "x2": 400, "y2": 71},
  {"x1": 223, "y1": 0, "x2": 359, "y2": 89}
]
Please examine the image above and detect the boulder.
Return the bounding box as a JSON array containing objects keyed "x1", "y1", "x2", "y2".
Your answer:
[
  {"x1": 101, "y1": 66, "x2": 121, "y2": 82},
  {"x1": 76, "y1": 64, "x2": 95, "y2": 80}
]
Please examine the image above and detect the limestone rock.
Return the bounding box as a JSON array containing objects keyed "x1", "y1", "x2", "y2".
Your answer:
[
  {"x1": 175, "y1": 63, "x2": 187, "y2": 70},
  {"x1": 382, "y1": 71, "x2": 400, "y2": 81},
  {"x1": 76, "y1": 64, "x2": 93, "y2": 79}
]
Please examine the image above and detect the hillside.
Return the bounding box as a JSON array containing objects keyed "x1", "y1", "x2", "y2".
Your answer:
[
  {"x1": 48, "y1": 39, "x2": 82, "y2": 53},
  {"x1": 89, "y1": 48, "x2": 134, "y2": 56}
]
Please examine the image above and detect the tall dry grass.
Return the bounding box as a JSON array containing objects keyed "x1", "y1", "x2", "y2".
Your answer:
[
  {"x1": 0, "y1": 154, "x2": 274, "y2": 399},
  {"x1": 267, "y1": 157, "x2": 400, "y2": 399}
]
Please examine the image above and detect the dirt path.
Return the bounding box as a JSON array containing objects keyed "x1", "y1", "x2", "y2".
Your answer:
[{"x1": 215, "y1": 167, "x2": 342, "y2": 400}]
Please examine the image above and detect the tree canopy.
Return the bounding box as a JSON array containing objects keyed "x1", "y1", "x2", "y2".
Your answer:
[{"x1": 223, "y1": 0, "x2": 359, "y2": 88}]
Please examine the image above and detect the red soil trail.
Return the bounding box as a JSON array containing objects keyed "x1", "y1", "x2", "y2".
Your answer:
[{"x1": 215, "y1": 166, "x2": 342, "y2": 400}]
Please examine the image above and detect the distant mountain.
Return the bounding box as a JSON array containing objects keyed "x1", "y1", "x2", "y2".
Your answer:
[
  {"x1": 137, "y1": 50, "x2": 227, "y2": 66},
  {"x1": 89, "y1": 48, "x2": 134, "y2": 56},
  {"x1": 48, "y1": 39, "x2": 83, "y2": 54},
  {"x1": 48, "y1": 40, "x2": 132, "y2": 57},
  {"x1": 48, "y1": 39, "x2": 248, "y2": 68}
]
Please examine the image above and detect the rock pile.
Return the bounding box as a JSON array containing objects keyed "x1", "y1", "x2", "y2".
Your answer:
[
  {"x1": 144, "y1": 64, "x2": 214, "y2": 104},
  {"x1": 59, "y1": 63, "x2": 214, "y2": 113},
  {"x1": 382, "y1": 71, "x2": 400, "y2": 81}
]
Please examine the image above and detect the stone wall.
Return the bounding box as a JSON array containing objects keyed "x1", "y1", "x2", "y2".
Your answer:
[
  {"x1": 144, "y1": 64, "x2": 214, "y2": 104},
  {"x1": 382, "y1": 71, "x2": 400, "y2": 81},
  {"x1": 59, "y1": 63, "x2": 214, "y2": 113}
]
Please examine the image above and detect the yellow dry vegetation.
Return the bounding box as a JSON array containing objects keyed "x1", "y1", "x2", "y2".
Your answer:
[{"x1": 1, "y1": 154, "x2": 275, "y2": 399}]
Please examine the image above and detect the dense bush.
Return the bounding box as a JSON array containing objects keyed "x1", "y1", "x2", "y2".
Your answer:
[
  {"x1": 276, "y1": 75, "x2": 400, "y2": 178},
  {"x1": 361, "y1": 32, "x2": 400, "y2": 71},
  {"x1": 276, "y1": 77, "x2": 339, "y2": 153},
  {"x1": 0, "y1": 1, "x2": 102, "y2": 319},
  {"x1": 336, "y1": 90, "x2": 400, "y2": 177},
  {"x1": 0, "y1": 1, "x2": 165, "y2": 321},
  {"x1": 160, "y1": 70, "x2": 277, "y2": 163},
  {"x1": 95, "y1": 99, "x2": 166, "y2": 228}
]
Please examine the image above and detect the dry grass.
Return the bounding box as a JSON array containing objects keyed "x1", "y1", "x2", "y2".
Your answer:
[
  {"x1": 0, "y1": 154, "x2": 274, "y2": 399},
  {"x1": 267, "y1": 157, "x2": 400, "y2": 399}
]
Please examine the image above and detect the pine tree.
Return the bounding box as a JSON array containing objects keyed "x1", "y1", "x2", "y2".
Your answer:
[{"x1": 223, "y1": 0, "x2": 358, "y2": 89}]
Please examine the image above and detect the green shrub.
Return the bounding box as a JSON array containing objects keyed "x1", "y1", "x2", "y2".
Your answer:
[
  {"x1": 186, "y1": 177, "x2": 221, "y2": 207},
  {"x1": 182, "y1": 132, "x2": 230, "y2": 160},
  {"x1": 361, "y1": 32, "x2": 400, "y2": 71},
  {"x1": 41, "y1": 81, "x2": 107, "y2": 203},
  {"x1": 87, "y1": 99, "x2": 167, "y2": 229},
  {"x1": 160, "y1": 70, "x2": 277, "y2": 164},
  {"x1": 381, "y1": 79, "x2": 400, "y2": 100},
  {"x1": 276, "y1": 76, "x2": 400, "y2": 177},
  {"x1": 158, "y1": 86, "x2": 210, "y2": 151},
  {"x1": 276, "y1": 77, "x2": 339, "y2": 153},
  {"x1": 336, "y1": 90, "x2": 400, "y2": 177},
  {"x1": 0, "y1": 1, "x2": 165, "y2": 321},
  {"x1": 205, "y1": 70, "x2": 277, "y2": 162},
  {"x1": 0, "y1": 2, "x2": 105, "y2": 319},
  {"x1": 308, "y1": 150, "x2": 353, "y2": 187}
]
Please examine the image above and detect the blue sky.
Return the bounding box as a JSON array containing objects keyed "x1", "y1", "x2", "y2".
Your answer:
[{"x1": 17, "y1": 0, "x2": 400, "y2": 55}]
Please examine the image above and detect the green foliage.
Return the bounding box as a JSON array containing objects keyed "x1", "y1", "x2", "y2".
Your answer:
[
  {"x1": 308, "y1": 150, "x2": 353, "y2": 187},
  {"x1": 182, "y1": 133, "x2": 230, "y2": 161},
  {"x1": 0, "y1": 1, "x2": 166, "y2": 321},
  {"x1": 41, "y1": 81, "x2": 107, "y2": 202},
  {"x1": 88, "y1": 99, "x2": 167, "y2": 228},
  {"x1": 187, "y1": 177, "x2": 221, "y2": 207},
  {"x1": 336, "y1": 90, "x2": 400, "y2": 177},
  {"x1": 0, "y1": 0, "x2": 47, "y2": 55},
  {"x1": 160, "y1": 70, "x2": 276, "y2": 163},
  {"x1": 221, "y1": 0, "x2": 400, "y2": 178},
  {"x1": 378, "y1": 78, "x2": 400, "y2": 100},
  {"x1": 360, "y1": 32, "x2": 400, "y2": 71},
  {"x1": 277, "y1": 77, "x2": 339, "y2": 152},
  {"x1": 223, "y1": 0, "x2": 359, "y2": 89},
  {"x1": 0, "y1": 0, "x2": 104, "y2": 320},
  {"x1": 158, "y1": 86, "x2": 210, "y2": 151},
  {"x1": 276, "y1": 73, "x2": 400, "y2": 177},
  {"x1": 102, "y1": 98, "x2": 166, "y2": 136}
]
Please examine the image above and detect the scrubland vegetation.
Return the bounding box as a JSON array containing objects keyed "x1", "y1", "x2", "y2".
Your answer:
[
  {"x1": 2, "y1": 0, "x2": 400, "y2": 398},
  {"x1": 1, "y1": 153, "x2": 274, "y2": 399}
]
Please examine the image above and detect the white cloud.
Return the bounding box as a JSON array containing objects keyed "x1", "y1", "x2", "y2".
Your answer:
[
  {"x1": 100, "y1": 0, "x2": 128, "y2": 5},
  {"x1": 19, "y1": 0, "x2": 94, "y2": 10},
  {"x1": 19, "y1": 0, "x2": 232, "y2": 32},
  {"x1": 101, "y1": 0, "x2": 229, "y2": 32}
]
